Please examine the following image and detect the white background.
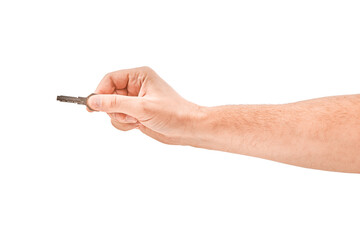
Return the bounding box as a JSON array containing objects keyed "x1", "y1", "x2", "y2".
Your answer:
[{"x1": 0, "y1": 0, "x2": 359, "y2": 239}]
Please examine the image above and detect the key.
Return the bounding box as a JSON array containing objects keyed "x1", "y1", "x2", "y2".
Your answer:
[{"x1": 57, "y1": 93, "x2": 97, "y2": 111}]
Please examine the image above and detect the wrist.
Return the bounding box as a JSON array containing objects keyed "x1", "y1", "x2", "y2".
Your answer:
[
  {"x1": 183, "y1": 105, "x2": 243, "y2": 152},
  {"x1": 182, "y1": 104, "x2": 212, "y2": 148}
]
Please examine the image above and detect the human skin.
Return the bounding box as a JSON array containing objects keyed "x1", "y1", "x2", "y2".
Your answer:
[{"x1": 87, "y1": 66, "x2": 360, "y2": 173}]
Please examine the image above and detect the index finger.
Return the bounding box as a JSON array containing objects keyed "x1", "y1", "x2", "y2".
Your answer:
[
  {"x1": 95, "y1": 67, "x2": 151, "y2": 94},
  {"x1": 95, "y1": 70, "x2": 129, "y2": 94}
]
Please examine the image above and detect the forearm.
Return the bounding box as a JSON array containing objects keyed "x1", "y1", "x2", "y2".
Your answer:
[{"x1": 187, "y1": 95, "x2": 360, "y2": 173}]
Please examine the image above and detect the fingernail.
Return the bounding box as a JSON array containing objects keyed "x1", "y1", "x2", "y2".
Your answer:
[
  {"x1": 88, "y1": 96, "x2": 101, "y2": 110},
  {"x1": 124, "y1": 115, "x2": 138, "y2": 123}
]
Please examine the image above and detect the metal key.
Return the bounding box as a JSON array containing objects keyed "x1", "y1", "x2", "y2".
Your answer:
[{"x1": 57, "y1": 93, "x2": 96, "y2": 111}]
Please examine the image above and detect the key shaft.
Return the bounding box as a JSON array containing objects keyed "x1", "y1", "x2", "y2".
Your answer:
[
  {"x1": 56, "y1": 93, "x2": 96, "y2": 111},
  {"x1": 57, "y1": 95, "x2": 87, "y2": 105}
]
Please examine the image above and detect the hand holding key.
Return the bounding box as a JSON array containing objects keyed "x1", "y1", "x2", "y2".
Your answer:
[
  {"x1": 58, "y1": 66, "x2": 360, "y2": 172},
  {"x1": 86, "y1": 66, "x2": 202, "y2": 145}
]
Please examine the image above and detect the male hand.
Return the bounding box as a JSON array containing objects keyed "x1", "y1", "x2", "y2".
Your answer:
[
  {"x1": 87, "y1": 66, "x2": 360, "y2": 172},
  {"x1": 88, "y1": 67, "x2": 202, "y2": 145}
]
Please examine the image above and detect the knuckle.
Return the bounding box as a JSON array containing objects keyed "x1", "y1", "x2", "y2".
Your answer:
[
  {"x1": 103, "y1": 72, "x2": 112, "y2": 80},
  {"x1": 139, "y1": 98, "x2": 152, "y2": 113},
  {"x1": 137, "y1": 71, "x2": 147, "y2": 83},
  {"x1": 140, "y1": 66, "x2": 154, "y2": 74},
  {"x1": 109, "y1": 96, "x2": 118, "y2": 110},
  {"x1": 141, "y1": 66, "x2": 151, "y2": 71},
  {"x1": 136, "y1": 66, "x2": 156, "y2": 84},
  {"x1": 103, "y1": 72, "x2": 116, "y2": 83}
]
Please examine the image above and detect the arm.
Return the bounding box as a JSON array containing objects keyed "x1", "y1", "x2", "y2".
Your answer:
[
  {"x1": 189, "y1": 95, "x2": 360, "y2": 173},
  {"x1": 87, "y1": 67, "x2": 360, "y2": 173}
]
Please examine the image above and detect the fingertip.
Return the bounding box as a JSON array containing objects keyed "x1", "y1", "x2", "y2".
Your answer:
[
  {"x1": 124, "y1": 115, "x2": 138, "y2": 123},
  {"x1": 87, "y1": 95, "x2": 101, "y2": 111}
]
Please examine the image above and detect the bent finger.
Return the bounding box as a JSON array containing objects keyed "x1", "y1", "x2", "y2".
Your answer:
[
  {"x1": 108, "y1": 113, "x2": 138, "y2": 123},
  {"x1": 111, "y1": 119, "x2": 139, "y2": 131},
  {"x1": 95, "y1": 67, "x2": 152, "y2": 94}
]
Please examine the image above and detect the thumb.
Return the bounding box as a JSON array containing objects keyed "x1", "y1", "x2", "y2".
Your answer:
[{"x1": 87, "y1": 94, "x2": 144, "y2": 117}]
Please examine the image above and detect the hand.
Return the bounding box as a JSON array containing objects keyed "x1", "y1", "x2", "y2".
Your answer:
[{"x1": 88, "y1": 66, "x2": 202, "y2": 145}]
